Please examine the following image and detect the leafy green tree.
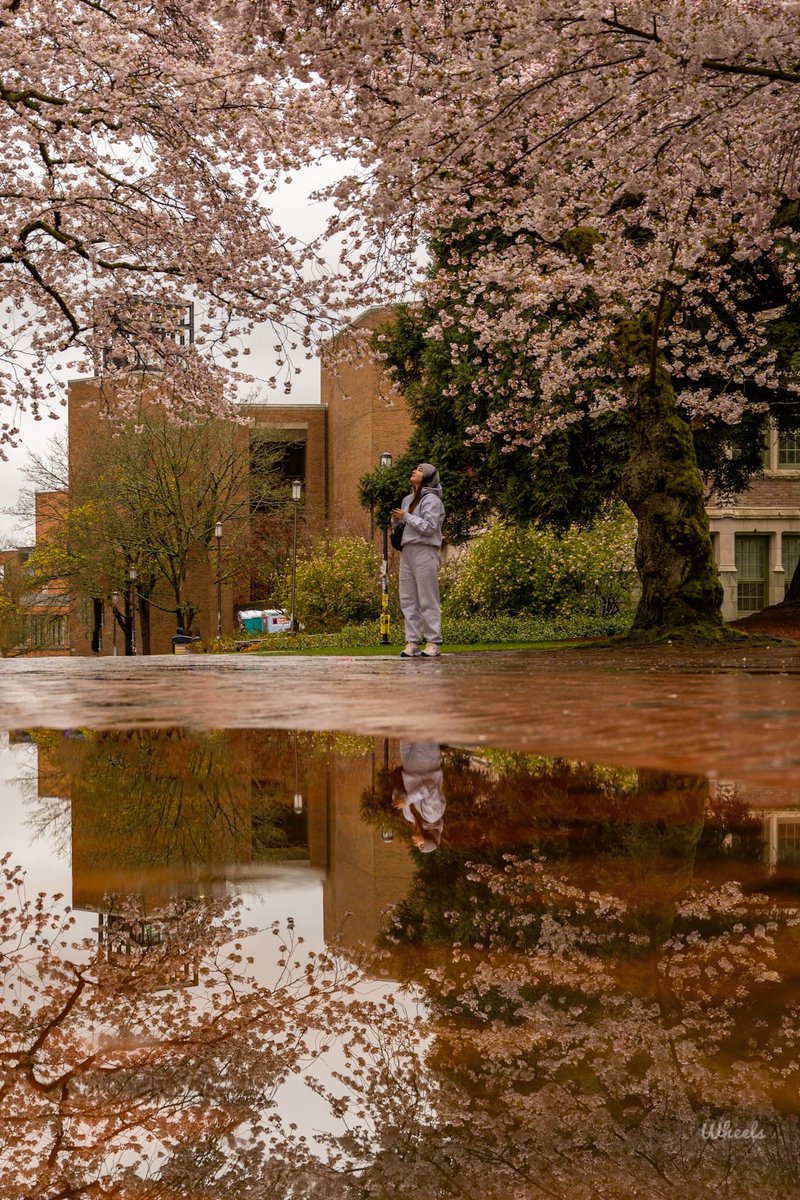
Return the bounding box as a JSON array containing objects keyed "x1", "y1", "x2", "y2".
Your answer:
[
  {"x1": 360, "y1": 223, "x2": 800, "y2": 636},
  {"x1": 26, "y1": 413, "x2": 283, "y2": 648},
  {"x1": 281, "y1": 535, "x2": 383, "y2": 631},
  {"x1": 0, "y1": 553, "x2": 29, "y2": 657}
]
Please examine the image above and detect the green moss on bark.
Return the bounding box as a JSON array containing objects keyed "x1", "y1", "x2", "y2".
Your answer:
[{"x1": 617, "y1": 319, "x2": 724, "y2": 636}]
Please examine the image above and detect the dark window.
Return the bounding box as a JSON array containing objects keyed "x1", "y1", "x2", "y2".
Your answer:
[
  {"x1": 778, "y1": 821, "x2": 800, "y2": 865},
  {"x1": 249, "y1": 435, "x2": 306, "y2": 513},
  {"x1": 273, "y1": 440, "x2": 306, "y2": 482},
  {"x1": 783, "y1": 535, "x2": 800, "y2": 596}
]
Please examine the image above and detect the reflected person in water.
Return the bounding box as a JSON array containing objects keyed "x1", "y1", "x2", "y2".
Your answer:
[{"x1": 393, "y1": 741, "x2": 445, "y2": 852}]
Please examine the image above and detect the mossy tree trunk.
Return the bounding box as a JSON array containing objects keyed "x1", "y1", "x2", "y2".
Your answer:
[{"x1": 618, "y1": 322, "x2": 723, "y2": 635}]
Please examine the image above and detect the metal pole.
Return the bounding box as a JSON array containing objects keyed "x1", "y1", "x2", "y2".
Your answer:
[
  {"x1": 128, "y1": 566, "x2": 137, "y2": 656},
  {"x1": 378, "y1": 452, "x2": 392, "y2": 646},
  {"x1": 214, "y1": 521, "x2": 223, "y2": 638},
  {"x1": 290, "y1": 496, "x2": 298, "y2": 635},
  {"x1": 124, "y1": 592, "x2": 132, "y2": 656},
  {"x1": 380, "y1": 524, "x2": 390, "y2": 644},
  {"x1": 216, "y1": 536, "x2": 222, "y2": 636}
]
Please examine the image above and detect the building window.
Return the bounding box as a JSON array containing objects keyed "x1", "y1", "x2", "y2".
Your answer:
[
  {"x1": 783, "y1": 535, "x2": 800, "y2": 596},
  {"x1": 100, "y1": 298, "x2": 194, "y2": 373},
  {"x1": 735, "y1": 534, "x2": 769, "y2": 614},
  {"x1": 249, "y1": 434, "x2": 306, "y2": 514},
  {"x1": 777, "y1": 821, "x2": 800, "y2": 865},
  {"x1": 777, "y1": 432, "x2": 800, "y2": 468}
]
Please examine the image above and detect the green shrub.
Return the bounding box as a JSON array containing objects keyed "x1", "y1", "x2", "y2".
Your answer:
[
  {"x1": 279, "y1": 535, "x2": 382, "y2": 631},
  {"x1": 443, "y1": 506, "x2": 637, "y2": 619}
]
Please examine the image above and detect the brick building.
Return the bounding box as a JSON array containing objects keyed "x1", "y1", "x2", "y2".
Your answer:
[
  {"x1": 47, "y1": 308, "x2": 412, "y2": 655},
  {"x1": 708, "y1": 427, "x2": 800, "y2": 620},
  {"x1": 321, "y1": 307, "x2": 415, "y2": 535}
]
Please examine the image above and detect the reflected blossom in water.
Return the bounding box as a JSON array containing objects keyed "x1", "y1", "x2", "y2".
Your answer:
[
  {"x1": 0, "y1": 854, "x2": 358, "y2": 1199},
  {"x1": 5, "y1": 731, "x2": 800, "y2": 1197}
]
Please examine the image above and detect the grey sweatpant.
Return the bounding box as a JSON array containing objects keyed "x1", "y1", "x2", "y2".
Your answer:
[{"x1": 399, "y1": 543, "x2": 442, "y2": 644}]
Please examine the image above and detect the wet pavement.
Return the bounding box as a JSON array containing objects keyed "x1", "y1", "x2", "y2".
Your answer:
[
  {"x1": 2, "y1": 644, "x2": 800, "y2": 785},
  {"x1": 4, "y1": 649, "x2": 800, "y2": 1198}
]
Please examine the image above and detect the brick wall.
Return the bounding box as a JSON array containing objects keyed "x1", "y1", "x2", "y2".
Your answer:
[
  {"x1": 322, "y1": 308, "x2": 414, "y2": 535},
  {"x1": 716, "y1": 474, "x2": 800, "y2": 508}
]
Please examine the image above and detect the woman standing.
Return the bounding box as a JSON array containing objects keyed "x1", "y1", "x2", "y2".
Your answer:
[{"x1": 391, "y1": 463, "x2": 444, "y2": 658}]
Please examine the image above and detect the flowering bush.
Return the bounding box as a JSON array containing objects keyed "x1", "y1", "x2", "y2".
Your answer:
[
  {"x1": 443, "y1": 506, "x2": 637, "y2": 619},
  {"x1": 280, "y1": 536, "x2": 384, "y2": 631}
]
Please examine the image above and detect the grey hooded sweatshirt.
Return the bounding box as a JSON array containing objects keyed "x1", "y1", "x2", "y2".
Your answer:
[{"x1": 394, "y1": 483, "x2": 445, "y2": 547}]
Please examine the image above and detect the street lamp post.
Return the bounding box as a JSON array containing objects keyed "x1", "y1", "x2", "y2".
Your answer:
[
  {"x1": 290, "y1": 479, "x2": 302, "y2": 634},
  {"x1": 292, "y1": 729, "x2": 303, "y2": 814},
  {"x1": 128, "y1": 565, "x2": 137, "y2": 656},
  {"x1": 379, "y1": 452, "x2": 392, "y2": 645},
  {"x1": 214, "y1": 521, "x2": 223, "y2": 637}
]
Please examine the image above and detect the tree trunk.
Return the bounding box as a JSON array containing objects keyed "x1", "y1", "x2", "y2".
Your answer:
[
  {"x1": 619, "y1": 346, "x2": 723, "y2": 634},
  {"x1": 138, "y1": 595, "x2": 151, "y2": 655}
]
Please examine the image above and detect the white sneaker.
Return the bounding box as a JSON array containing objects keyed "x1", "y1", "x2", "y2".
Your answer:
[
  {"x1": 400, "y1": 642, "x2": 421, "y2": 658},
  {"x1": 420, "y1": 642, "x2": 441, "y2": 657}
]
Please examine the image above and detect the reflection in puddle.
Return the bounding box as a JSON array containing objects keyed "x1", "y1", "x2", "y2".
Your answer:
[{"x1": 3, "y1": 728, "x2": 800, "y2": 1197}]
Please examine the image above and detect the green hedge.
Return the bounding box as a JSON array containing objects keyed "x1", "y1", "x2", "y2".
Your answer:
[
  {"x1": 278, "y1": 535, "x2": 386, "y2": 631},
  {"x1": 442, "y1": 506, "x2": 637, "y2": 619}
]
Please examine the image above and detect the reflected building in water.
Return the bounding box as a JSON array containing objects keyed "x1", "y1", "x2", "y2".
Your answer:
[
  {"x1": 22, "y1": 729, "x2": 800, "y2": 938},
  {"x1": 27, "y1": 729, "x2": 417, "y2": 945}
]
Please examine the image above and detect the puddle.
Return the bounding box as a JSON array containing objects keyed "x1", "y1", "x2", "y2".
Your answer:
[{"x1": 3, "y1": 725, "x2": 800, "y2": 1197}]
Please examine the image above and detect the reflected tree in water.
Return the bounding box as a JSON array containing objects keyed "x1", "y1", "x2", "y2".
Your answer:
[
  {"x1": 0, "y1": 853, "x2": 356, "y2": 1200},
  {"x1": 7, "y1": 740, "x2": 800, "y2": 1198},
  {"x1": 340, "y1": 752, "x2": 800, "y2": 1198},
  {"x1": 24, "y1": 729, "x2": 314, "y2": 878}
]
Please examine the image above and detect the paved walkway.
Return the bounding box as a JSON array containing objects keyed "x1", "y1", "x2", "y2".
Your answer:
[{"x1": 2, "y1": 646, "x2": 800, "y2": 788}]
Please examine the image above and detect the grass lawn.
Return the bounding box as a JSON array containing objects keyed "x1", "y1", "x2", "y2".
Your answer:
[
  {"x1": 210, "y1": 616, "x2": 630, "y2": 656},
  {"x1": 247, "y1": 640, "x2": 583, "y2": 656}
]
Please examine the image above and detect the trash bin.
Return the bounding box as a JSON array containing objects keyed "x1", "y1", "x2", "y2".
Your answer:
[{"x1": 172, "y1": 633, "x2": 194, "y2": 654}]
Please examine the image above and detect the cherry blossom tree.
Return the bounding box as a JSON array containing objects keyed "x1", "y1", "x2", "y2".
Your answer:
[
  {"x1": 0, "y1": 0, "x2": 330, "y2": 452},
  {"x1": 286, "y1": 0, "x2": 800, "y2": 634}
]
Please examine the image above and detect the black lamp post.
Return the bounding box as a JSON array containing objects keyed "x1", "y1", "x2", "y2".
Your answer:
[
  {"x1": 128, "y1": 565, "x2": 137, "y2": 656},
  {"x1": 379, "y1": 452, "x2": 392, "y2": 645},
  {"x1": 292, "y1": 729, "x2": 303, "y2": 814},
  {"x1": 290, "y1": 479, "x2": 302, "y2": 634},
  {"x1": 214, "y1": 521, "x2": 223, "y2": 637}
]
